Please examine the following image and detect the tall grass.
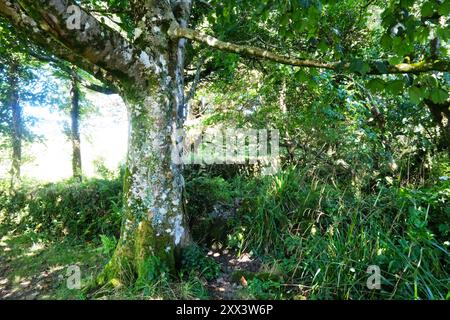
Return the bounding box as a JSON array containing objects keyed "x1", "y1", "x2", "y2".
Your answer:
[{"x1": 229, "y1": 168, "x2": 449, "y2": 300}]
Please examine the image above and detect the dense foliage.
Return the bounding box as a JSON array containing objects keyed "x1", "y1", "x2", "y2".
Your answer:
[
  {"x1": 0, "y1": 0, "x2": 449, "y2": 301},
  {"x1": 0, "y1": 178, "x2": 123, "y2": 240}
]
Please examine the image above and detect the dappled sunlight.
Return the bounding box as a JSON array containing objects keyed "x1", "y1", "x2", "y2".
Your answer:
[
  {"x1": 24, "y1": 242, "x2": 46, "y2": 257},
  {"x1": 0, "y1": 225, "x2": 106, "y2": 300}
]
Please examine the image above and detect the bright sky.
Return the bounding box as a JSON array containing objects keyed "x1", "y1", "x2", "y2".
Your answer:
[{"x1": 15, "y1": 93, "x2": 129, "y2": 182}]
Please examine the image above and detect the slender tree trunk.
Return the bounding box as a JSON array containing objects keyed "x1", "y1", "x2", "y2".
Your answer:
[
  {"x1": 70, "y1": 72, "x2": 82, "y2": 181},
  {"x1": 8, "y1": 59, "x2": 22, "y2": 190},
  {"x1": 280, "y1": 78, "x2": 287, "y2": 114},
  {"x1": 425, "y1": 100, "x2": 450, "y2": 158}
]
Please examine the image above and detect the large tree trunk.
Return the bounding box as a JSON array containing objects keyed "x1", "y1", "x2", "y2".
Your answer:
[
  {"x1": 8, "y1": 59, "x2": 22, "y2": 190},
  {"x1": 96, "y1": 1, "x2": 192, "y2": 287},
  {"x1": 97, "y1": 76, "x2": 190, "y2": 287},
  {"x1": 70, "y1": 72, "x2": 82, "y2": 181}
]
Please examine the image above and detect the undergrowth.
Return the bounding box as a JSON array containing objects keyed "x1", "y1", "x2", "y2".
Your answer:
[
  {"x1": 226, "y1": 167, "x2": 449, "y2": 300},
  {"x1": 1, "y1": 162, "x2": 448, "y2": 300}
]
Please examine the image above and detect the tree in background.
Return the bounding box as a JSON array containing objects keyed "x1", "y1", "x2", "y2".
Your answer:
[
  {"x1": 0, "y1": 24, "x2": 44, "y2": 189},
  {"x1": 70, "y1": 70, "x2": 82, "y2": 181},
  {"x1": 5, "y1": 57, "x2": 22, "y2": 188},
  {"x1": 55, "y1": 66, "x2": 111, "y2": 182},
  {"x1": 62, "y1": 67, "x2": 113, "y2": 181}
]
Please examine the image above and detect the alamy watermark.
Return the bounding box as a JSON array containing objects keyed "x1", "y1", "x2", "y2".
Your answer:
[
  {"x1": 366, "y1": 265, "x2": 381, "y2": 290},
  {"x1": 171, "y1": 128, "x2": 280, "y2": 175},
  {"x1": 66, "y1": 265, "x2": 81, "y2": 290},
  {"x1": 66, "y1": 5, "x2": 82, "y2": 30}
]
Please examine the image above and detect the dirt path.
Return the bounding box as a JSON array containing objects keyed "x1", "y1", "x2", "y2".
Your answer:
[{"x1": 206, "y1": 249, "x2": 262, "y2": 300}]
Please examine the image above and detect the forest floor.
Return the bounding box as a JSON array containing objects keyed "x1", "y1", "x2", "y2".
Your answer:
[
  {"x1": 206, "y1": 249, "x2": 262, "y2": 300},
  {"x1": 0, "y1": 225, "x2": 261, "y2": 300},
  {"x1": 0, "y1": 225, "x2": 105, "y2": 300}
]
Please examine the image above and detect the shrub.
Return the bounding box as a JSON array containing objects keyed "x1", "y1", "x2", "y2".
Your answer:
[
  {"x1": 0, "y1": 178, "x2": 123, "y2": 240},
  {"x1": 185, "y1": 175, "x2": 235, "y2": 244},
  {"x1": 180, "y1": 245, "x2": 221, "y2": 281}
]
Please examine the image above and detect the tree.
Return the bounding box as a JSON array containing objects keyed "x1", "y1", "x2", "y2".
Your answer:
[
  {"x1": 6, "y1": 58, "x2": 22, "y2": 188},
  {"x1": 69, "y1": 69, "x2": 82, "y2": 181},
  {"x1": 0, "y1": 0, "x2": 448, "y2": 287},
  {"x1": 0, "y1": 23, "x2": 42, "y2": 190}
]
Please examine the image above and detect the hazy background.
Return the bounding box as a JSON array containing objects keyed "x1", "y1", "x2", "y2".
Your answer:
[{"x1": 0, "y1": 93, "x2": 128, "y2": 182}]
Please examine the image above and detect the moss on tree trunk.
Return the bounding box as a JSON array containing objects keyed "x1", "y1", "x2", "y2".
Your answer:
[{"x1": 95, "y1": 60, "x2": 190, "y2": 288}]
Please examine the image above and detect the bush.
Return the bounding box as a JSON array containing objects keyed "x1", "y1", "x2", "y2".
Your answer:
[
  {"x1": 180, "y1": 245, "x2": 221, "y2": 281},
  {"x1": 0, "y1": 178, "x2": 123, "y2": 240},
  {"x1": 398, "y1": 179, "x2": 450, "y2": 242}
]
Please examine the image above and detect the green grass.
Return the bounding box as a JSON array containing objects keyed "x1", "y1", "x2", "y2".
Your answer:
[
  {"x1": 225, "y1": 169, "x2": 450, "y2": 300},
  {"x1": 1, "y1": 165, "x2": 448, "y2": 300},
  {"x1": 0, "y1": 225, "x2": 212, "y2": 300},
  {"x1": 0, "y1": 225, "x2": 105, "y2": 299}
]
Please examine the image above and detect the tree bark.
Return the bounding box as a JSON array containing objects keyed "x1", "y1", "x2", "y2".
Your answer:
[
  {"x1": 70, "y1": 72, "x2": 82, "y2": 181},
  {"x1": 425, "y1": 99, "x2": 450, "y2": 157},
  {"x1": 8, "y1": 59, "x2": 22, "y2": 190},
  {"x1": 96, "y1": 0, "x2": 193, "y2": 286},
  {"x1": 97, "y1": 66, "x2": 191, "y2": 287}
]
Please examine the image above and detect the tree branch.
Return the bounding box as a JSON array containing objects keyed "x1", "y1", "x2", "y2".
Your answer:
[
  {"x1": 0, "y1": 1, "x2": 116, "y2": 88},
  {"x1": 1, "y1": 0, "x2": 151, "y2": 89},
  {"x1": 169, "y1": 25, "x2": 450, "y2": 75},
  {"x1": 27, "y1": 50, "x2": 117, "y2": 94}
]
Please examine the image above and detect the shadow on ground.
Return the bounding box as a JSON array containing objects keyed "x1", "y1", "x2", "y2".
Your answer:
[{"x1": 0, "y1": 225, "x2": 105, "y2": 300}]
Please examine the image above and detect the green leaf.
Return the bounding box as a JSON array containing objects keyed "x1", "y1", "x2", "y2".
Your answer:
[
  {"x1": 421, "y1": 2, "x2": 434, "y2": 17},
  {"x1": 375, "y1": 61, "x2": 388, "y2": 74},
  {"x1": 349, "y1": 59, "x2": 371, "y2": 75},
  {"x1": 438, "y1": 1, "x2": 450, "y2": 15},
  {"x1": 380, "y1": 34, "x2": 392, "y2": 50},
  {"x1": 295, "y1": 70, "x2": 308, "y2": 82},
  {"x1": 318, "y1": 39, "x2": 328, "y2": 53},
  {"x1": 400, "y1": 0, "x2": 415, "y2": 8},
  {"x1": 367, "y1": 78, "x2": 386, "y2": 92},
  {"x1": 281, "y1": 15, "x2": 290, "y2": 27},
  {"x1": 430, "y1": 88, "x2": 449, "y2": 104},
  {"x1": 408, "y1": 86, "x2": 427, "y2": 104},
  {"x1": 386, "y1": 79, "x2": 405, "y2": 95},
  {"x1": 422, "y1": 75, "x2": 438, "y2": 87},
  {"x1": 388, "y1": 56, "x2": 403, "y2": 65}
]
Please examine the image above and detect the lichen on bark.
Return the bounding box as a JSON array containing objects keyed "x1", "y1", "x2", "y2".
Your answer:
[{"x1": 95, "y1": 47, "x2": 190, "y2": 288}]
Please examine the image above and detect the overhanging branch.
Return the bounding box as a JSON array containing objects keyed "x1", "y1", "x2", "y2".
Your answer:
[
  {"x1": 1, "y1": 0, "x2": 151, "y2": 90},
  {"x1": 169, "y1": 25, "x2": 334, "y2": 70},
  {"x1": 169, "y1": 25, "x2": 450, "y2": 75}
]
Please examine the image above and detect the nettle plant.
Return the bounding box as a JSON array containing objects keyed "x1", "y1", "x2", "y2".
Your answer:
[{"x1": 0, "y1": 0, "x2": 448, "y2": 287}]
